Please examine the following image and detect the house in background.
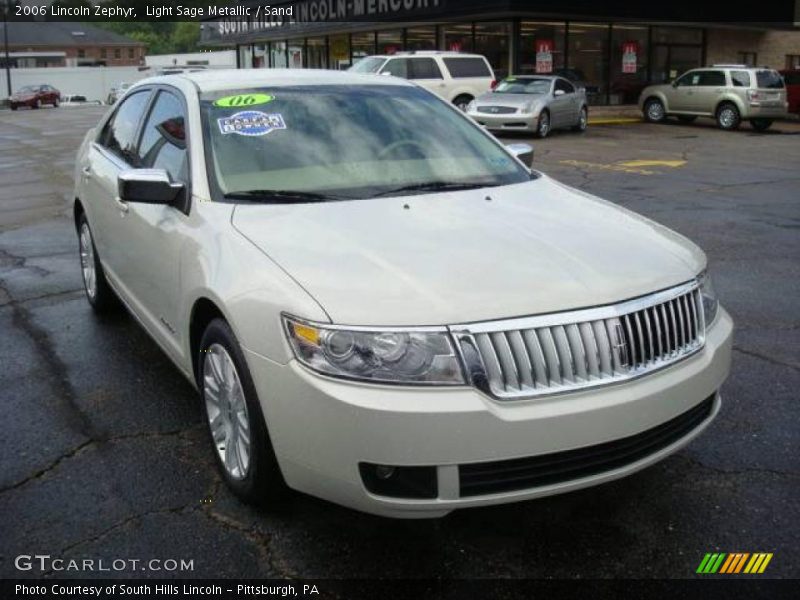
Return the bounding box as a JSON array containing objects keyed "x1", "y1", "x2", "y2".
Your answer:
[{"x1": 0, "y1": 22, "x2": 146, "y2": 68}]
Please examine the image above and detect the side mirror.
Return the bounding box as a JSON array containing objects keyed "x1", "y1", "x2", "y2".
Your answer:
[
  {"x1": 118, "y1": 169, "x2": 184, "y2": 205},
  {"x1": 506, "y1": 143, "x2": 534, "y2": 168},
  {"x1": 672, "y1": 80, "x2": 679, "y2": 88},
  {"x1": 554, "y1": 89, "x2": 566, "y2": 97}
]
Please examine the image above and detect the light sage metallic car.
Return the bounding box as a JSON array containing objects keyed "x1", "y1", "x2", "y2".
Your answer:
[
  {"x1": 466, "y1": 75, "x2": 588, "y2": 138},
  {"x1": 73, "y1": 69, "x2": 731, "y2": 518},
  {"x1": 639, "y1": 65, "x2": 788, "y2": 131}
]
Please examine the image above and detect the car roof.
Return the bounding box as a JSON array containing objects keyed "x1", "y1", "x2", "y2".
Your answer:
[
  {"x1": 505, "y1": 75, "x2": 556, "y2": 80},
  {"x1": 369, "y1": 52, "x2": 488, "y2": 60},
  {"x1": 132, "y1": 68, "x2": 414, "y2": 93}
]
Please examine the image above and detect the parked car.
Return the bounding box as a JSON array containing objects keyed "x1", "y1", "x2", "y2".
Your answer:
[
  {"x1": 778, "y1": 69, "x2": 800, "y2": 114},
  {"x1": 62, "y1": 95, "x2": 103, "y2": 107},
  {"x1": 107, "y1": 82, "x2": 132, "y2": 105},
  {"x1": 73, "y1": 69, "x2": 732, "y2": 518},
  {"x1": 349, "y1": 51, "x2": 495, "y2": 110},
  {"x1": 639, "y1": 65, "x2": 788, "y2": 131},
  {"x1": 9, "y1": 84, "x2": 60, "y2": 110},
  {"x1": 467, "y1": 75, "x2": 588, "y2": 138}
]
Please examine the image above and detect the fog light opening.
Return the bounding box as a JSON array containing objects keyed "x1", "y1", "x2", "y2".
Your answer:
[{"x1": 375, "y1": 465, "x2": 396, "y2": 480}]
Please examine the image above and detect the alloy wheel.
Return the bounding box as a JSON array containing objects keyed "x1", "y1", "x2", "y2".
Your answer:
[
  {"x1": 719, "y1": 108, "x2": 736, "y2": 128},
  {"x1": 79, "y1": 223, "x2": 97, "y2": 299},
  {"x1": 538, "y1": 112, "x2": 550, "y2": 137},
  {"x1": 647, "y1": 101, "x2": 664, "y2": 121},
  {"x1": 204, "y1": 343, "x2": 252, "y2": 481}
]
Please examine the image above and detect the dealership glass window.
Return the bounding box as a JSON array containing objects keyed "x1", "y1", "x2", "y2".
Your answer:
[
  {"x1": 474, "y1": 22, "x2": 511, "y2": 79},
  {"x1": 270, "y1": 41, "x2": 287, "y2": 68},
  {"x1": 306, "y1": 37, "x2": 328, "y2": 69},
  {"x1": 288, "y1": 41, "x2": 304, "y2": 68},
  {"x1": 253, "y1": 44, "x2": 267, "y2": 68},
  {"x1": 405, "y1": 26, "x2": 437, "y2": 51},
  {"x1": 652, "y1": 27, "x2": 703, "y2": 45},
  {"x1": 568, "y1": 23, "x2": 610, "y2": 105},
  {"x1": 238, "y1": 45, "x2": 253, "y2": 69},
  {"x1": 377, "y1": 29, "x2": 404, "y2": 55},
  {"x1": 610, "y1": 25, "x2": 649, "y2": 105},
  {"x1": 519, "y1": 21, "x2": 565, "y2": 75},
  {"x1": 351, "y1": 32, "x2": 376, "y2": 63},
  {"x1": 328, "y1": 35, "x2": 351, "y2": 69},
  {"x1": 443, "y1": 23, "x2": 473, "y2": 53}
]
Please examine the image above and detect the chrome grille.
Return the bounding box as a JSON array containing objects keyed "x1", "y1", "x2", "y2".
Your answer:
[
  {"x1": 452, "y1": 282, "x2": 705, "y2": 400},
  {"x1": 477, "y1": 106, "x2": 518, "y2": 114}
]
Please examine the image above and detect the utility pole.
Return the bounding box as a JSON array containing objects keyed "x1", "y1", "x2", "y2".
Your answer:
[{"x1": 2, "y1": 0, "x2": 11, "y2": 99}]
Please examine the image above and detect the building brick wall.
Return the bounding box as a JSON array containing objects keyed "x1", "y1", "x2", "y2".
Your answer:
[
  {"x1": 706, "y1": 28, "x2": 800, "y2": 69},
  {"x1": 8, "y1": 44, "x2": 145, "y2": 67}
]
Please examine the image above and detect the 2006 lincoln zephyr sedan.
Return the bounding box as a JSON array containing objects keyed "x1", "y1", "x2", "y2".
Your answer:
[{"x1": 73, "y1": 70, "x2": 732, "y2": 518}]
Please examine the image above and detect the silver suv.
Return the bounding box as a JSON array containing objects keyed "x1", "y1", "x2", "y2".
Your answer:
[{"x1": 639, "y1": 65, "x2": 788, "y2": 131}]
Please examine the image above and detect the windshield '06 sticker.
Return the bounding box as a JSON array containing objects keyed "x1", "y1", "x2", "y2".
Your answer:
[
  {"x1": 214, "y1": 93, "x2": 274, "y2": 108},
  {"x1": 218, "y1": 111, "x2": 286, "y2": 136}
]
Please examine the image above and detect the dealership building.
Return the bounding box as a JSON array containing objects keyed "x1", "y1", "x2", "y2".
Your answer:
[{"x1": 201, "y1": 0, "x2": 800, "y2": 105}]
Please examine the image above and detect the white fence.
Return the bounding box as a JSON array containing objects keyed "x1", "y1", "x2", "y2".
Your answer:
[{"x1": 3, "y1": 66, "x2": 154, "y2": 103}]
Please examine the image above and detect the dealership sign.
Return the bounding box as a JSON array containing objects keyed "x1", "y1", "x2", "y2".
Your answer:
[
  {"x1": 622, "y1": 41, "x2": 639, "y2": 73},
  {"x1": 535, "y1": 39, "x2": 553, "y2": 73}
]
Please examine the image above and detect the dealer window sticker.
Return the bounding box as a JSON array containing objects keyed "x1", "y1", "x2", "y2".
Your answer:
[
  {"x1": 214, "y1": 93, "x2": 275, "y2": 108},
  {"x1": 217, "y1": 111, "x2": 286, "y2": 137}
]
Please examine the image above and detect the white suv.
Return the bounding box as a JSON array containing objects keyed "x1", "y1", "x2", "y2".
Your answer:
[{"x1": 349, "y1": 51, "x2": 496, "y2": 110}]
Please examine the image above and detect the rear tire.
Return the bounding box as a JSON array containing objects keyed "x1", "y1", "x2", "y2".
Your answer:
[
  {"x1": 716, "y1": 102, "x2": 741, "y2": 130},
  {"x1": 750, "y1": 118, "x2": 773, "y2": 132},
  {"x1": 452, "y1": 94, "x2": 473, "y2": 112},
  {"x1": 77, "y1": 213, "x2": 117, "y2": 313},
  {"x1": 677, "y1": 115, "x2": 697, "y2": 124},
  {"x1": 644, "y1": 98, "x2": 666, "y2": 123},
  {"x1": 53, "y1": 98, "x2": 60, "y2": 107},
  {"x1": 199, "y1": 319, "x2": 288, "y2": 507}
]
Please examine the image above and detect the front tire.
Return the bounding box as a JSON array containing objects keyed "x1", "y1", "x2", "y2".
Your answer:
[
  {"x1": 536, "y1": 110, "x2": 551, "y2": 138},
  {"x1": 750, "y1": 118, "x2": 773, "y2": 132},
  {"x1": 199, "y1": 319, "x2": 287, "y2": 506},
  {"x1": 452, "y1": 94, "x2": 473, "y2": 112},
  {"x1": 716, "y1": 102, "x2": 741, "y2": 130},
  {"x1": 77, "y1": 213, "x2": 117, "y2": 313},
  {"x1": 33, "y1": 99, "x2": 41, "y2": 110},
  {"x1": 644, "y1": 98, "x2": 666, "y2": 123},
  {"x1": 572, "y1": 106, "x2": 588, "y2": 132}
]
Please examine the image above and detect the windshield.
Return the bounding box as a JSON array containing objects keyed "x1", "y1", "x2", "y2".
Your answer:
[
  {"x1": 18, "y1": 86, "x2": 38, "y2": 93},
  {"x1": 494, "y1": 78, "x2": 551, "y2": 95},
  {"x1": 756, "y1": 70, "x2": 784, "y2": 89},
  {"x1": 349, "y1": 57, "x2": 386, "y2": 74},
  {"x1": 200, "y1": 85, "x2": 532, "y2": 202}
]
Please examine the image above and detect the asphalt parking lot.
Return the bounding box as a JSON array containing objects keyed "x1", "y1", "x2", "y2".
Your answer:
[{"x1": 0, "y1": 105, "x2": 798, "y2": 580}]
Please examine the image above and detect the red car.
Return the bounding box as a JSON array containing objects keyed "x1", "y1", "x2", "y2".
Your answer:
[
  {"x1": 9, "y1": 84, "x2": 61, "y2": 110},
  {"x1": 779, "y1": 69, "x2": 800, "y2": 114}
]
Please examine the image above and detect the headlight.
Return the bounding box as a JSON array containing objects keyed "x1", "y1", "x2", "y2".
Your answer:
[
  {"x1": 283, "y1": 316, "x2": 465, "y2": 385},
  {"x1": 698, "y1": 270, "x2": 719, "y2": 326},
  {"x1": 522, "y1": 101, "x2": 535, "y2": 113}
]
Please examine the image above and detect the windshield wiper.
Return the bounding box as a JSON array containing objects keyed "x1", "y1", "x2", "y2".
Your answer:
[
  {"x1": 370, "y1": 181, "x2": 497, "y2": 198},
  {"x1": 223, "y1": 189, "x2": 346, "y2": 203}
]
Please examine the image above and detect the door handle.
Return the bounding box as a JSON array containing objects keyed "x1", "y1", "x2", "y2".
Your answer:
[
  {"x1": 81, "y1": 165, "x2": 92, "y2": 178},
  {"x1": 115, "y1": 196, "x2": 129, "y2": 214}
]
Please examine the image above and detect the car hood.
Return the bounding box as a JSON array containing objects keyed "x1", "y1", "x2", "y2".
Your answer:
[
  {"x1": 231, "y1": 175, "x2": 704, "y2": 326},
  {"x1": 642, "y1": 83, "x2": 673, "y2": 95},
  {"x1": 474, "y1": 92, "x2": 545, "y2": 108}
]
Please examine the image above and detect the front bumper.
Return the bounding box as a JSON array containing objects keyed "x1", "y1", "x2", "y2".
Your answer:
[
  {"x1": 246, "y1": 308, "x2": 733, "y2": 518},
  {"x1": 468, "y1": 111, "x2": 538, "y2": 132}
]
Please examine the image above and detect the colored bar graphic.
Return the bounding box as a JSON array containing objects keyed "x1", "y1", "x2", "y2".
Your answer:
[{"x1": 699, "y1": 552, "x2": 773, "y2": 575}]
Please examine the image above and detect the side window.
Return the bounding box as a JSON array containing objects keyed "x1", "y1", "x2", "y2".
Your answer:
[
  {"x1": 731, "y1": 71, "x2": 751, "y2": 87},
  {"x1": 675, "y1": 72, "x2": 698, "y2": 87},
  {"x1": 99, "y1": 91, "x2": 150, "y2": 165},
  {"x1": 137, "y1": 91, "x2": 188, "y2": 184},
  {"x1": 442, "y1": 57, "x2": 493, "y2": 78},
  {"x1": 697, "y1": 70, "x2": 725, "y2": 86},
  {"x1": 409, "y1": 58, "x2": 443, "y2": 80},
  {"x1": 381, "y1": 58, "x2": 410, "y2": 79},
  {"x1": 555, "y1": 79, "x2": 575, "y2": 94}
]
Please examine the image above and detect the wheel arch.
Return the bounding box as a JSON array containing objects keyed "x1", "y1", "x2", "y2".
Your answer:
[
  {"x1": 189, "y1": 296, "x2": 228, "y2": 386},
  {"x1": 715, "y1": 96, "x2": 743, "y2": 117},
  {"x1": 73, "y1": 198, "x2": 85, "y2": 230}
]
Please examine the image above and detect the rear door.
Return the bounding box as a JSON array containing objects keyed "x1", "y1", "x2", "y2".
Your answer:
[
  {"x1": 407, "y1": 57, "x2": 446, "y2": 98},
  {"x1": 691, "y1": 70, "x2": 726, "y2": 113}
]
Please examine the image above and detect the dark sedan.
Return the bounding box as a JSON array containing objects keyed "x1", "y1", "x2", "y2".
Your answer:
[{"x1": 9, "y1": 85, "x2": 61, "y2": 110}]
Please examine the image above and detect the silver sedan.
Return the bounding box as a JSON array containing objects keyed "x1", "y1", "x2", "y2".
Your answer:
[{"x1": 467, "y1": 76, "x2": 588, "y2": 138}]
